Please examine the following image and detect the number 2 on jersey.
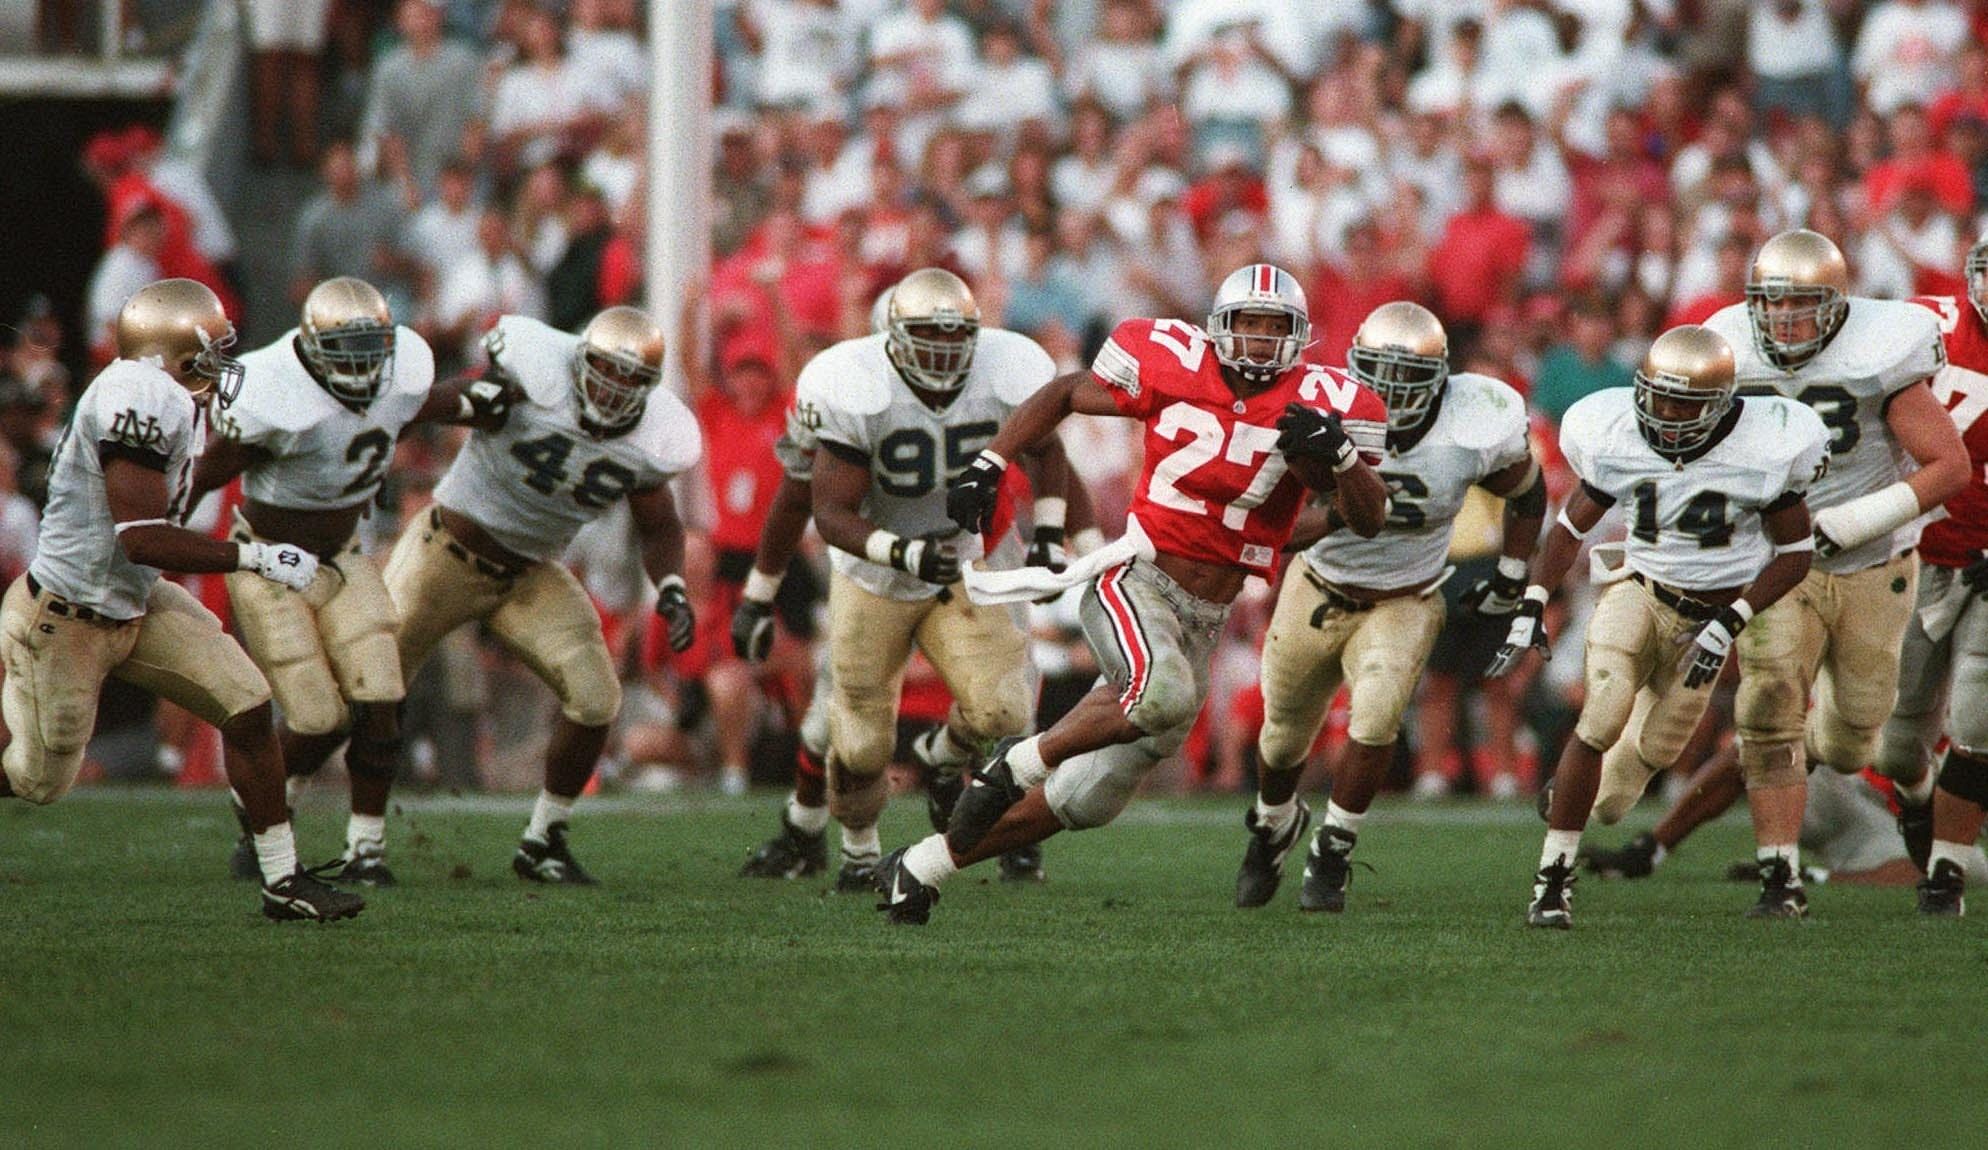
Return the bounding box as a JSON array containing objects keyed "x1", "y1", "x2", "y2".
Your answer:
[
  {"x1": 339, "y1": 429, "x2": 393, "y2": 498},
  {"x1": 1148, "y1": 402, "x2": 1286, "y2": 530}
]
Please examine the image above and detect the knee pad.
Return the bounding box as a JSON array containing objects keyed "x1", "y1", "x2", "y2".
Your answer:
[
  {"x1": 1345, "y1": 673, "x2": 1415, "y2": 749},
  {"x1": 1738, "y1": 737, "x2": 1805, "y2": 790},
  {"x1": 1043, "y1": 743, "x2": 1154, "y2": 830},
  {"x1": 1807, "y1": 712, "x2": 1880, "y2": 775},
  {"x1": 1573, "y1": 666, "x2": 1637, "y2": 754},
  {"x1": 952, "y1": 679, "x2": 1029, "y2": 746},
  {"x1": 828, "y1": 685, "x2": 897, "y2": 777},
  {"x1": 343, "y1": 703, "x2": 404, "y2": 781},
  {"x1": 1734, "y1": 667, "x2": 1807, "y2": 750},
  {"x1": 1938, "y1": 750, "x2": 1988, "y2": 808},
  {"x1": 267, "y1": 663, "x2": 348, "y2": 736},
  {"x1": 826, "y1": 757, "x2": 887, "y2": 830}
]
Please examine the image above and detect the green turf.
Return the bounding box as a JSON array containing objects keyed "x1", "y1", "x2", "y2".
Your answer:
[{"x1": 2, "y1": 789, "x2": 1984, "y2": 1149}]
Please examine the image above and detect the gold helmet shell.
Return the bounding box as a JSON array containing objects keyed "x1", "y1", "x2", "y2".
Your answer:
[
  {"x1": 115, "y1": 278, "x2": 242, "y2": 402},
  {"x1": 1634, "y1": 324, "x2": 1738, "y2": 455},
  {"x1": 1347, "y1": 301, "x2": 1449, "y2": 431},
  {"x1": 574, "y1": 305, "x2": 666, "y2": 430},
  {"x1": 300, "y1": 277, "x2": 396, "y2": 404},
  {"x1": 885, "y1": 267, "x2": 980, "y2": 393},
  {"x1": 1746, "y1": 228, "x2": 1849, "y2": 369}
]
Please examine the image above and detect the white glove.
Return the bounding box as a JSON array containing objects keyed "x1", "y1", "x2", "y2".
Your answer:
[{"x1": 239, "y1": 541, "x2": 319, "y2": 592}]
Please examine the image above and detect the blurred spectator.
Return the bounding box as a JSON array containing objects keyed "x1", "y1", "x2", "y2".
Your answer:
[
  {"x1": 0, "y1": 435, "x2": 39, "y2": 588},
  {"x1": 121, "y1": 127, "x2": 238, "y2": 282},
  {"x1": 739, "y1": 0, "x2": 857, "y2": 110},
  {"x1": 436, "y1": 207, "x2": 546, "y2": 363},
  {"x1": 999, "y1": 227, "x2": 1087, "y2": 336},
  {"x1": 489, "y1": 6, "x2": 616, "y2": 175},
  {"x1": 87, "y1": 198, "x2": 166, "y2": 365},
  {"x1": 1531, "y1": 293, "x2": 1632, "y2": 424},
  {"x1": 1426, "y1": 156, "x2": 1528, "y2": 349},
  {"x1": 402, "y1": 158, "x2": 484, "y2": 296},
  {"x1": 1112, "y1": 170, "x2": 1207, "y2": 318},
  {"x1": 547, "y1": 185, "x2": 616, "y2": 332},
  {"x1": 360, "y1": 0, "x2": 486, "y2": 196},
  {"x1": 1309, "y1": 218, "x2": 1423, "y2": 368},
  {"x1": 957, "y1": 22, "x2": 1059, "y2": 141},
  {"x1": 1050, "y1": 101, "x2": 1121, "y2": 215},
  {"x1": 868, "y1": 0, "x2": 976, "y2": 162},
  {"x1": 954, "y1": 165, "x2": 1028, "y2": 280},
  {"x1": 291, "y1": 142, "x2": 416, "y2": 315},
  {"x1": 245, "y1": 0, "x2": 330, "y2": 166},
  {"x1": 1172, "y1": 10, "x2": 1295, "y2": 157},
  {"x1": 1748, "y1": 0, "x2": 1850, "y2": 128},
  {"x1": 1185, "y1": 143, "x2": 1269, "y2": 245},
  {"x1": 1865, "y1": 103, "x2": 1975, "y2": 217},
  {"x1": 512, "y1": 162, "x2": 572, "y2": 275},
  {"x1": 1665, "y1": 232, "x2": 1752, "y2": 328},
  {"x1": 1064, "y1": 0, "x2": 1170, "y2": 121},
  {"x1": 582, "y1": 107, "x2": 646, "y2": 216},
  {"x1": 91, "y1": 128, "x2": 240, "y2": 320},
  {"x1": 566, "y1": 0, "x2": 650, "y2": 108},
  {"x1": 1928, "y1": 40, "x2": 1988, "y2": 137},
  {"x1": 1853, "y1": 0, "x2": 1970, "y2": 117},
  {"x1": 1856, "y1": 177, "x2": 1964, "y2": 297},
  {"x1": 713, "y1": 114, "x2": 772, "y2": 257},
  {"x1": 800, "y1": 106, "x2": 870, "y2": 225}
]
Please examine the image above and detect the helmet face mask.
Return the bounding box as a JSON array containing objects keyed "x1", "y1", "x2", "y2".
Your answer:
[
  {"x1": 1745, "y1": 229, "x2": 1849, "y2": 370},
  {"x1": 300, "y1": 277, "x2": 396, "y2": 404},
  {"x1": 1347, "y1": 301, "x2": 1448, "y2": 431},
  {"x1": 886, "y1": 269, "x2": 979, "y2": 394},
  {"x1": 1633, "y1": 325, "x2": 1737, "y2": 456},
  {"x1": 1209, "y1": 264, "x2": 1310, "y2": 385},
  {"x1": 192, "y1": 325, "x2": 245, "y2": 406},
  {"x1": 573, "y1": 305, "x2": 665, "y2": 431}
]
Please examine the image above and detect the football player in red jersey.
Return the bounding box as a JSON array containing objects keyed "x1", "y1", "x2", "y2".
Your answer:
[
  {"x1": 1890, "y1": 244, "x2": 1988, "y2": 914},
  {"x1": 870, "y1": 263, "x2": 1390, "y2": 924}
]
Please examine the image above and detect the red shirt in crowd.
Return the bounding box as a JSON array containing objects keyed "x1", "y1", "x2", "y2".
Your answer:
[
  {"x1": 1666, "y1": 290, "x2": 1744, "y2": 330},
  {"x1": 1183, "y1": 174, "x2": 1269, "y2": 243},
  {"x1": 103, "y1": 172, "x2": 239, "y2": 318},
  {"x1": 1864, "y1": 153, "x2": 1975, "y2": 216},
  {"x1": 697, "y1": 383, "x2": 792, "y2": 555},
  {"x1": 1427, "y1": 208, "x2": 1530, "y2": 325},
  {"x1": 1305, "y1": 262, "x2": 1421, "y2": 370}
]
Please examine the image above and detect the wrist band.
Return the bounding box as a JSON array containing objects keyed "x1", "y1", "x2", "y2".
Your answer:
[
  {"x1": 864, "y1": 530, "x2": 902, "y2": 567},
  {"x1": 656, "y1": 574, "x2": 687, "y2": 597},
  {"x1": 978, "y1": 449, "x2": 1008, "y2": 471},
  {"x1": 1523, "y1": 584, "x2": 1550, "y2": 606},
  {"x1": 743, "y1": 568, "x2": 783, "y2": 603},
  {"x1": 1033, "y1": 496, "x2": 1067, "y2": 532},
  {"x1": 456, "y1": 393, "x2": 476, "y2": 421},
  {"x1": 1729, "y1": 598, "x2": 1754, "y2": 627}
]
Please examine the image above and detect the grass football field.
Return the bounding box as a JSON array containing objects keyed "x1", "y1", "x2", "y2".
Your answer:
[{"x1": 4, "y1": 787, "x2": 1985, "y2": 1149}]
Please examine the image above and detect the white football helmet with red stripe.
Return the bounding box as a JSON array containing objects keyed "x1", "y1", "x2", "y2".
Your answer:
[{"x1": 1208, "y1": 263, "x2": 1310, "y2": 384}]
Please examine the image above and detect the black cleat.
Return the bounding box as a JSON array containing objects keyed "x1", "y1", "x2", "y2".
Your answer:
[
  {"x1": 947, "y1": 736, "x2": 1028, "y2": 855},
  {"x1": 513, "y1": 824, "x2": 598, "y2": 885},
  {"x1": 1898, "y1": 797, "x2": 1934, "y2": 874},
  {"x1": 926, "y1": 771, "x2": 965, "y2": 834},
  {"x1": 1297, "y1": 823, "x2": 1358, "y2": 913},
  {"x1": 1917, "y1": 858, "x2": 1966, "y2": 917},
  {"x1": 1580, "y1": 832, "x2": 1660, "y2": 880},
  {"x1": 262, "y1": 869, "x2": 366, "y2": 922},
  {"x1": 331, "y1": 850, "x2": 397, "y2": 887},
  {"x1": 1527, "y1": 859, "x2": 1576, "y2": 929},
  {"x1": 1235, "y1": 801, "x2": 1312, "y2": 909},
  {"x1": 835, "y1": 855, "x2": 880, "y2": 893},
  {"x1": 874, "y1": 846, "x2": 939, "y2": 925},
  {"x1": 998, "y1": 843, "x2": 1045, "y2": 883},
  {"x1": 1745, "y1": 856, "x2": 1808, "y2": 919},
  {"x1": 229, "y1": 834, "x2": 262, "y2": 881},
  {"x1": 738, "y1": 811, "x2": 828, "y2": 879}
]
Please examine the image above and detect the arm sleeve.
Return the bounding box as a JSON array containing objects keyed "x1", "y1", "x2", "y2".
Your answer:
[{"x1": 1089, "y1": 319, "x2": 1159, "y2": 419}]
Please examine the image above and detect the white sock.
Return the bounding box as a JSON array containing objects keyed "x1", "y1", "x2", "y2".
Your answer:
[
  {"x1": 1758, "y1": 842, "x2": 1801, "y2": 883},
  {"x1": 903, "y1": 833, "x2": 959, "y2": 887},
  {"x1": 787, "y1": 793, "x2": 829, "y2": 834},
  {"x1": 1006, "y1": 736, "x2": 1050, "y2": 789},
  {"x1": 346, "y1": 813, "x2": 386, "y2": 857},
  {"x1": 1253, "y1": 795, "x2": 1298, "y2": 837},
  {"x1": 285, "y1": 775, "x2": 306, "y2": 807},
  {"x1": 1323, "y1": 801, "x2": 1366, "y2": 836},
  {"x1": 1929, "y1": 839, "x2": 1971, "y2": 876},
  {"x1": 1649, "y1": 842, "x2": 1670, "y2": 867},
  {"x1": 841, "y1": 824, "x2": 880, "y2": 862},
  {"x1": 1540, "y1": 829, "x2": 1582, "y2": 870},
  {"x1": 253, "y1": 821, "x2": 298, "y2": 886},
  {"x1": 1897, "y1": 771, "x2": 1935, "y2": 807},
  {"x1": 525, "y1": 790, "x2": 574, "y2": 842}
]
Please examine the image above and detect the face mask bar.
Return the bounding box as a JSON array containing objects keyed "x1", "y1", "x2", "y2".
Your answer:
[
  {"x1": 303, "y1": 321, "x2": 396, "y2": 403},
  {"x1": 193, "y1": 327, "x2": 245, "y2": 405},
  {"x1": 574, "y1": 345, "x2": 658, "y2": 429},
  {"x1": 1209, "y1": 304, "x2": 1307, "y2": 381},
  {"x1": 888, "y1": 318, "x2": 979, "y2": 393},
  {"x1": 1745, "y1": 282, "x2": 1844, "y2": 369},
  {"x1": 1634, "y1": 368, "x2": 1732, "y2": 455},
  {"x1": 1348, "y1": 345, "x2": 1447, "y2": 429}
]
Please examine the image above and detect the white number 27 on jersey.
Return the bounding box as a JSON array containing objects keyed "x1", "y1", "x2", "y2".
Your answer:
[{"x1": 1148, "y1": 402, "x2": 1287, "y2": 530}]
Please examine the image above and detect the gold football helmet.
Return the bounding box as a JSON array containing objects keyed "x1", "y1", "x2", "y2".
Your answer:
[
  {"x1": 116, "y1": 278, "x2": 242, "y2": 402},
  {"x1": 1966, "y1": 233, "x2": 1988, "y2": 327},
  {"x1": 574, "y1": 305, "x2": 665, "y2": 430},
  {"x1": 300, "y1": 277, "x2": 396, "y2": 404},
  {"x1": 1634, "y1": 324, "x2": 1738, "y2": 455},
  {"x1": 1347, "y1": 301, "x2": 1449, "y2": 431},
  {"x1": 886, "y1": 267, "x2": 979, "y2": 393},
  {"x1": 1746, "y1": 228, "x2": 1849, "y2": 369}
]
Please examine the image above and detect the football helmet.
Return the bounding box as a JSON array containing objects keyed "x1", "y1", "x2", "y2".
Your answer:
[
  {"x1": 1633, "y1": 324, "x2": 1737, "y2": 455},
  {"x1": 1745, "y1": 228, "x2": 1849, "y2": 370},
  {"x1": 1347, "y1": 301, "x2": 1448, "y2": 431},
  {"x1": 299, "y1": 277, "x2": 396, "y2": 405},
  {"x1": 886, "y1": 268, "x2": 979, "y2": 393},
  {"x1": 574, "y1": 305, "x2": 665, "y2": 430},
  {"x1": 1966, "y1": 232, "x2": 1988, "y2": 327},
  {"x1": 116, "y1": 278, "x2": 243, "y2": 403},
  {"x1": 1209, "y1": 263, "x2": 1310, "y2": 384},
  {"x1": 870, "y1": 283, "x2": 897, "y2": 336}
]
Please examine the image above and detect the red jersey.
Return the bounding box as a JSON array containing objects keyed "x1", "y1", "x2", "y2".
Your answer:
[
  {"x1": 1911, "y1": 296, "x2": 1988, "y2": 568},
  {"x1": 1091, "y1": 318, "x2": 1387, "y2": 575},
  {"x1": 698, "y1": 389, "x2": 791, "y2": 554}
]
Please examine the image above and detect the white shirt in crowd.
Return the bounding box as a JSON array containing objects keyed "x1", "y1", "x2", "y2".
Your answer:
[
  {"x1": 751, "y1": 0, "x2": 854, "y2": 107},
  {"x1": 1853, "y1": 0, "x2": 1970, "y2": 116},
  {"x1": 1063, "y1": 39, "x2": 1170, "y2": 121},
  {"x1": 1748, "y1": 0, "x2": 1843, "y2": 79},
  {"x1": 437, "y1": 251, "x2": 546, "y2": 362},
  {"x1": 1495, "y1": 144, "x2": 1574, "y2": 226},
  {"x1": 402, "y1": 200, "x2": 482, "y2": 279},
  {"x1": 581, "y1": 148, "x2": 642, "y2": 214},
  {"x1": 957, "y1": 54, "x2": 1059, "y2": 134},
  {"x1": 489, "y1": 61, "x2": 619, "y2": 168},
  {"x1": 567, "y1": 26, "x2": 649, "y2": 106},
  {"x1": 1856, "y1": 210, "x2": 1961, "y2": 299}
]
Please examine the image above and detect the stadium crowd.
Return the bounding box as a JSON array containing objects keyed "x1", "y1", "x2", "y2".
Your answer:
[{"x1": 14, "y1": 0, "x2": 1988, "y2": 801}]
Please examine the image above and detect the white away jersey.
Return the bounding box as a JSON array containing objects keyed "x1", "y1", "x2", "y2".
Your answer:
[
  {"x1": 219, "y1": 326, "x2": 437, "y2": 511},
  {"x1": 1303, "y1": 372, "x2": 1530, "y2": 590},
  {"x1": 793, "y1": 328, "x2": 1054, "y2": 600},
  {"x1": 435, "y1": 315, "x2": 701, "y2": 561},
  {"x1": 1704, "y1": 298, "x2": 1942, "y2": 573},
  {"x1": 30, "y1": 359, "x2": 200, "y2": 619},
  {"x1": 1560, "y1": 389, "x2": 1829, "y2": 591}
]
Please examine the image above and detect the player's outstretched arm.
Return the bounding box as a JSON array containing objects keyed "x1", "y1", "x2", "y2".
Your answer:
[
  {"x1": 1018, "y1": 433, "x2": 1083, "y2": 569},
  {"x1": 733, "y1": 474, "x2": 813, "y2": 661},
  {"x1": 108, "y1": 457, "x2": 317, "y2": 590},
  {"x1": 416, "y1": 373, "x2": 517, "y2": 431},
  {"x1": 1815, "y1": 381, "x2": 1967, "y2": 555},
  {"x1": 949, "y1": 370, "x2": 1118, "y2": 537},
  {"x1": 630, "y1": 482, "x2": 696, "y2": 652}
]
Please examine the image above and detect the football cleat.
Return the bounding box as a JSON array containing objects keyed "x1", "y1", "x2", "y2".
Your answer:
[
  {"x1": 1298, "y1": 824, "x2": 1358, "y2": 913},
  {"x1": 1917, "y1": 858, "x2": 1965, "y2": 917},
  {"x1": 1527, "y1": 859, "x2": 1576, "y2": 929},
  {"x1": 874, "y1": 846, "x2": 940, "y2": 925},
  {"x1": 513, "y1": 824, "x2": 598, "y2": 885},
  {"x1": 1745, "y1": 857, "x2": 1809, "y2": 919},
  {"x1": 998, "y1": 844, "x2": 1046, "y2": 883},
  {"x1": 1897, "y1": 798, "x2": 1934, "y2": 874},
  {"x1": 738, "y1": 810, "x2": 829, "y2": 879},
  {"x1": 1235, "y1": 800, "x2": 1313, "y2": 909},
  {"x1": 1580, "y1": 832, "x2": 1660, "y2": 880},
  {"x1": 262, "y1": 869, "x2": 366, "y2": 922},
  {"x1": 331, "y1": 849, "x2": 398, "y2": 888},
  {"x1": 835, "y1": 855, "x2": 880, "y2": 893},
  {"x1": 914, "y1": 728, "x2": 967, "y2": 832},
  {"x1": 947, "y1": 736, "x2": 1028, "y2": 855}
]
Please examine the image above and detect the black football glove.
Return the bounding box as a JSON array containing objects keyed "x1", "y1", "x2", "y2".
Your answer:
[
  {"x1": 656, "y1": 576, "x2": 696, "y2": 653},
  {"x1": 890, "y1": 533, "x2": 961, "y2": 585},
  {"x1": 947, "y1": 450, "x2": 1006, "y2": 535},
  {"x1": 1963, "y1": 549, "x2": 1988, "y2": 597},
  {"x1": 731, "y1": 596, "x2": 776, "y2": 663},
  {"x1": 1459, "y1": 565, "x2": 1528, "y2": 617},
  {"x1": 460, "y1": 378, "x2": 516, "y2": 424},
  {"x1": 1274, "y1": 403, "x2": 1356, "y2": 471},
  {"x1": 1682, "y1": 604, "x2": 1748, "y2": 690},
  {"x1": 1025, "y1": 526, "x2": 1068, "y2": 572},
  {"x1": 1486, "y1": 593, "x2": 1549, "y2": 678}
]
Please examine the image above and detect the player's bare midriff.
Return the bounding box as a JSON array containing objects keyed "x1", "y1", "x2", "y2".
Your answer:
[
  {"x1": 1153, "y1": 550, "x2": 1249, "y2": 605},
  {"x1": 242, "y1": 498, "x2": 371, "y2": 558}
]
